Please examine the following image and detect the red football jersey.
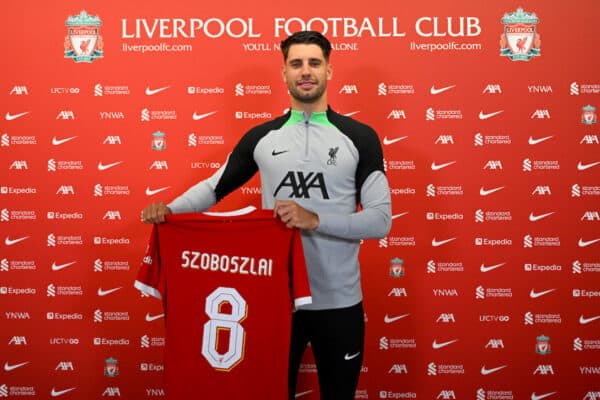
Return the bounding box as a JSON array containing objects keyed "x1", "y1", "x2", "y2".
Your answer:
[{"x1": 134, "y1": 211, "x2": 312, "y2": 399}]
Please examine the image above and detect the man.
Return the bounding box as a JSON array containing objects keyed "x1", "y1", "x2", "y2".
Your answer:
[{"x1": 142, "y1": 30, "x2": 391, "y2": 400}]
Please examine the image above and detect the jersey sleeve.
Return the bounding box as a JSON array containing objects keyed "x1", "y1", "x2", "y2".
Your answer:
[
  {"x1": 290, "y1": 229, "x2": 312, "y2": 308},
  {"x1": 134, "y1": 224, "x2": 164, "y2": 300}
]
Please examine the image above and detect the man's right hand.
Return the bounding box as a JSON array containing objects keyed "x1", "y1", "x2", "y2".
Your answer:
[{"x1": 141, "y1": 202, "x2": 172, "y2": 224}]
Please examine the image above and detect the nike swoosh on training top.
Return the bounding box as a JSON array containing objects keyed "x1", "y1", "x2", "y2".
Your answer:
[
  {"x1": 5, "y1": 236, "x2": 30, "y2": 246},
  {"x1": 145, "y1": 313, "x2": 165, "y2": 322},
  {"x1": 145, "y1": 186, "x2": 170, "y2": 196},
  {"x1": 577, "y1": 161, "x2": 600, "y2": 171},
  {"x1": 384, "y1": 314, "x2": 410, "y2": 323},
  {"x1": 4, "y1": 361, "x2": 29, "y2": 371},
  {"x1": 52, "y1": 261, "x2": 77, "y2": 271},
  {"x1": 480, "y1": 365, "x2": 507, "y2": 375},
  {"x1": 579, "y1": 315, "x2": 600, "y2": 325},
  {"x1": 295, "y1": 390, "x2": 313, "y2": 398},
  {"x1": 531, "y1": 392, "x2": 557, "y2": 400},
  {"x1": 431, "y1": 161, "x2": 456, "y2": 171},
  {"x1": 383, "y1": 136, "x2": 408, "y2": 145},
  {"x1": 530, "y1": 288, "x2": 556, "y2": 299},
  {"x1": 5, "y1": 111, "x2": 30, "y2": 121},
  {"x1": 432, "y1": 339, "x2": 458, "y2": 349},
  {"x1": 392, "y1": 212, "x2": 409, "y2": 219},
  {"x1": 430, "y1": 85, "x2": 456, "y2": 95},
  {"x1": 272, "y1": 150, "x2": 289, "y2": 156},
  {"x1": 529, "y1": 212, "x2": 555, "y2": 222},
  {"x1": 480, "y1": 262, "x2": 506, "y2": 273},
  {"x1": 579, "y1": 238, "x2": 600, "y2": 248},
  {"x1": 97, "y1": 161, "x2": 123, "y2": 171},
  {"x1": 528, "y1": 135, "x2": 553, "y2": 145},
  {"x1": 192, "y1": 111, "x2": 217, "y2": 120},
  {"x1": 344, "y1": 352, "x2": 361, "y2": 360},
  {"x1": 432, "y1": 237, "x2": 456, "y2": 247},
  {"x1": 97, "y1": 287, "x2": 122, "y2": 297},
  {"x1": 480, "y1": 186, "x2": 504, "y2": 196},
  {"x1": 145, "y1": 86, "x2": 170, "y2": 96},
  {"x1": 479, "y1": 110, "x2": 504, "y2": 120},
  {"x1": 51, "y1": 387, "x2": 76, "y2": 397},
  {"x1": 52, "y1": 136, "x2": 77, "y2": 146}
]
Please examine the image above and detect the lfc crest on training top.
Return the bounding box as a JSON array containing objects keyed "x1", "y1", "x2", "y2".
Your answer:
[
  {"x1": 500, "y1": 8, "x2": 541, "y2": 61},
  {"x1": 64, "y1": 10, "x2": 104, "y2": 63}
]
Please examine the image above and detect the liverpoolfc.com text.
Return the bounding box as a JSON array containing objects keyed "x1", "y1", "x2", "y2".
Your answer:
[{"x1": 121, "y1": 43, "x2": 193, "y2": 53}]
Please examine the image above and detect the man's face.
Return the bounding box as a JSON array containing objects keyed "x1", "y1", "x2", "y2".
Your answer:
[{"x1": 282, "y1": 43, "x2": 332, "y2": 104}]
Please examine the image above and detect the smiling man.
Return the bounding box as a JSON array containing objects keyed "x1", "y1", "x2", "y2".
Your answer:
[{"x1": 141, "y1": 31, "x2": 391, "y2": 400}]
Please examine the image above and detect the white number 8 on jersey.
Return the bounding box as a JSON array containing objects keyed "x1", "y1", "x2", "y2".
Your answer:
[{"x1": 201, "y1": 287, "x2": 247, "y2": 371}]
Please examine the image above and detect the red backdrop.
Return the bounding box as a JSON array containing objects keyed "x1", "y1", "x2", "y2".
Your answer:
[{"x1": 1, "y1": 0, "x2": 599, "y2": 399}]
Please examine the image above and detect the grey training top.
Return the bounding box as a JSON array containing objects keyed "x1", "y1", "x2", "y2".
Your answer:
[{"x1": 168, "y1": 107, "x2": 392, "y2": 310}]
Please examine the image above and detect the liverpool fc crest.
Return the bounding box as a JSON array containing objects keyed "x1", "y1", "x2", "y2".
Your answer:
[
  {"x1": 64, "y1": 10, "x2": 104, "y2": 63},
  {"x1": 500, "y1": 8, "x2": 541, "y2": 61}
]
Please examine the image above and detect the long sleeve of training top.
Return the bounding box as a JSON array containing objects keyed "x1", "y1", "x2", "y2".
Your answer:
[{"x1": 168, "y1": 107, "x2": 392, "y2": 309}]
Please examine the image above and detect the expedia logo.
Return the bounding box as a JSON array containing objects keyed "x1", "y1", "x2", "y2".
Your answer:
[{"x1": 273, "y1": 171, "x2": 329, "y2": 199}]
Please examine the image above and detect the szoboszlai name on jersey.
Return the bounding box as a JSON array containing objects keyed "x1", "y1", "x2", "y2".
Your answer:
[{"x1": 181, "y1": 251, "x2": 273, "y2": 277}]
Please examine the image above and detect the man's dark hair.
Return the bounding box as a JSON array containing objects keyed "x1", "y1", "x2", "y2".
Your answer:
[{"x1": 280, "y1": 31, "x2": 332, "y2": 61}]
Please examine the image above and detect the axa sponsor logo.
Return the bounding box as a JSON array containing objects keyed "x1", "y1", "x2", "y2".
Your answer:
[
  {"x1": 9, "y1": 86, "x2": 29, "y2": 95},
  {"x1": 273, "y1": 171, "x2": 329, "y2": 199}
]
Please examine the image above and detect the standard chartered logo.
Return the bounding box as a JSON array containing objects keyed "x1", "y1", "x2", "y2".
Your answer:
[
  {"x1": 475, "y1": 209, "x2": 484, "y2": 222},
  {"x1": 572, "y1": 184, "x2": 581, "y2": 197},
  {"x1": 235, "y1": 83, "x2": 244, "y2": 96},
  {"x1": 474, "y1": 133, "x2": 484, "y2": 146},
  {"x1": 426, "y1": 108, "x2": 435, "y2": 121},
  {"x1": 570, "y1": 82, "x2": 580, "y2": 95},
  {"x1": 47, "y1": 284, "x2": 56, "y2": 297},
  {"x1": 141, "y1": 335, "x2": 150, "y2": 348},
  {"x1": 523, "y1": 235, "x2": 533, "y2": 248},
  {"x1": 94, "y1": 184, "x2": 103, "y2": 197},
  {"x1": 94, "y1": 259, "x2": 103, "y2": 272},
  {"x1": 427, "y1": 260, "x2": 436, "y2": 273},
  {"x1": 427, "y1": 362, "x2": 437, "y2": 375},
  {"x1": 524, "y1": 312, "x2": 534, "y2": 325},
  {"x1": 94, "y1": 309, "x2": 103, "y2": 323},
  {"x1": 378, "y1": 83, "x2": 387, "y2": 96},
  {"x1": 94, "y1": 84, "x2": 104, "y2": 96},
  {"x1": 47, "y1": 234, "x2": 56, "y2": 247},
  {"x1": 523, "y1": 158, "x2": 532, "y2": 171},
  {"x1": 477, "y1": 389, "x2": 486, "y2": 400},
  {"x1": 140, "y1": 108, "x2": 150, "y2": 121},
  {"x1": 475, "y1": 286, "x2": 485, "y2": 299},
  {"x1": 378, "y1": 238, "x2": 388, "y2": 248},
  {"x1": 188, "y1": 133, "x2": 197, "y2": 146},
  {"x1": 426, "y1": 184, "x2": 436, "y2": 197},
  {"x1": 574, "y1": 337, "x2": 583, "y2": 351},
  {"x1": 379, "y1": 337, "x2": 389, "y2": 350},
  {"x1": 48, "y1": 159, "x2": 57, "y2": 172}
]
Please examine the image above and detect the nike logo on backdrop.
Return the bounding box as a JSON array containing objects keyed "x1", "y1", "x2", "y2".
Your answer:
[
  {"x1": 430, "y1": 85, "x2": 456, "y2": 95},
  {"x1": 432, "y1": 339, "x2": 458, "y2": 349},
  {"x1": 528, "y1": 212, "x2": 555, "y2": 222},
  {"x1": 577, "y1": 161, "x2": 600, "y2": 171},
  {"x1": 431, "y1": 161, "x2": 456, "y2": 171},
  {"x1": 480, "y1": 262, "x2": 506, "y2": 273},
  {"x1": 52, "y1": 136, "x2": 77, "y2": 145},
  {"x1": 579, "y1": 238, "x2": 600, "y2": 247},
  {"x1": 51, "y1": 261, "x2": 76, "y2": 271},
  {"x1": 272, "y1": 150, "x2": 289, "y2": 156},
  {"x1": 392, "y1": 212, "x2": 409, "y2": 219},
  {"x1": 51, "y1": 387, "x2": 76, "y2": 397},
  {"x1": 5, "y1": 236, "x2": 29, "y2": 246},
  {"x1": 4, "y1": 361, "x2": 29, "y2": 371},
  {"x1": 192, "y1": 111, "x2": 217, "y2": 120},
  {"x1": 384, "y1": 314, "x2": 410, "y2": 323},
  {"x1": 432, "y1": 237, "x2": 456, "y2": 247},
  {"x1": 343, "y1": 111, "x2": 360, "y2": 117},
  {"x1": 145, "y1": 86, "x2": 170, "y2": 96},
  {"x1": 97, "y1": 161, "x2": 123, "y2": 171},
  {"x1": 383, "y1": 136, "x2": 408, "y2": 145},
  {"x1": 5, "y1": 111, "x2": 30, "y2": 121},
  {"x1": 531, "y1": 392, "x2": 557, "y2": 400},
  {"x1": 97, "y1": 287, "x2": 122, "y2": 297},
  {"x1": 479, "y1": 110, "x2": 504, "y2": 120},
  {"x1": 529, "y1": 288, "x2": 556, "y2": 299},
  {"x1": 145, "y1": 186, "x2": 170, "y2": 196},
  {"x1": 579, "y1": 315, "x2": 600, "y2": 325},
  {"x1": 528, "y1": 135, "x2": 553, "y2": 145},
  {"x1": 480, "y1": 186, "x2": 504, "y2": 196},
  {"x1": 145, "y1": 313, "x2": 165, "y2": 322},
  {"x1": 480, "y1": 365, "x2": 507, "y2": 375}
]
